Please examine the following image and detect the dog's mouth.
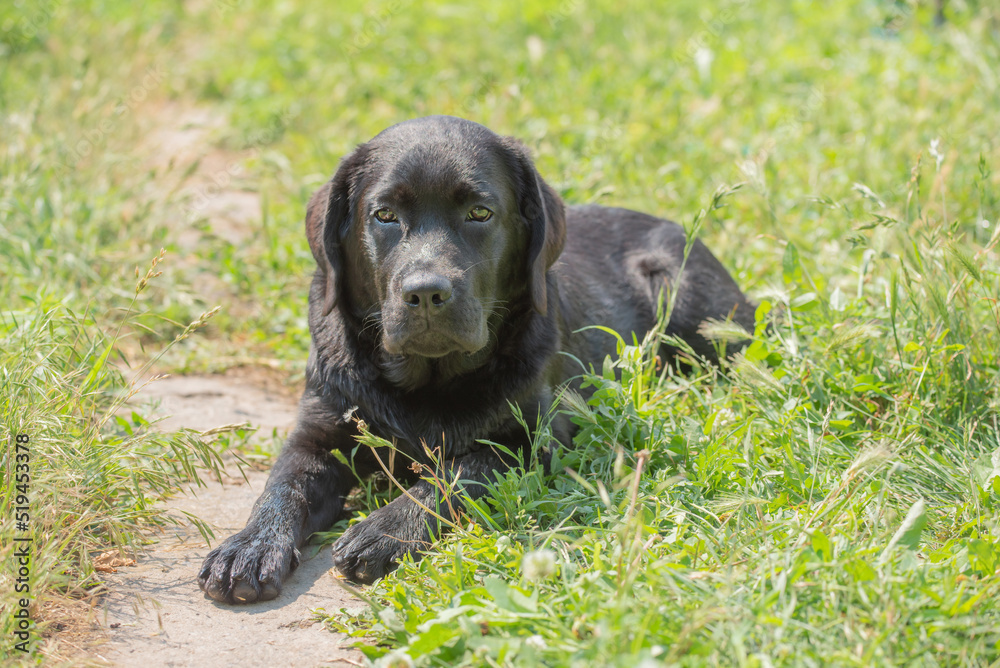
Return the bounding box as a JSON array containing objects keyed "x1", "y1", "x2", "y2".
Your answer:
[{"x1": 382, "y1": 322, "x2": 487, "y2": 358}]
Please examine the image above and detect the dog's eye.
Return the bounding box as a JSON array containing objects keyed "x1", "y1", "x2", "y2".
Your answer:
[
  {"x1": 374, "y1": 208, "x2": 398, "y2": 224},
  {"x1": 467, "y1": 206, "x2": 493, "y2": 222}
]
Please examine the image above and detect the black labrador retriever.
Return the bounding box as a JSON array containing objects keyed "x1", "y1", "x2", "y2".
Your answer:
[{"x1": 198, "y1": 116, "x2": 755, "y2": 603}]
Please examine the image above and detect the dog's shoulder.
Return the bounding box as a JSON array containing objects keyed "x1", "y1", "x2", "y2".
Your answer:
[{"x1": 563, "y1": 204, "x2": 685, "y2": 249}]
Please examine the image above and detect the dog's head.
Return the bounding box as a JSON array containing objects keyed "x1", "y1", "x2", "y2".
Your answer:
[{"x1": 306, "y1": 116, "x2": 565, "y2": 361}]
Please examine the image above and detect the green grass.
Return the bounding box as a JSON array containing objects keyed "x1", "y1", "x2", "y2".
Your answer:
[
  {"x1": 2, "y1": 0, "x2": 1000, "y2": 664},
  {"x1": 0, "y1": 282, "x2": 229, "y2": 663},
  {"x1": 322, "y1": 172, "x2": 1000, "y2": 666}
]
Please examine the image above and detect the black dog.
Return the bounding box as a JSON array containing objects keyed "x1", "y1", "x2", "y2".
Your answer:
[{"x1": 198, "y1": 116, "x2": 755, "y2": 603}]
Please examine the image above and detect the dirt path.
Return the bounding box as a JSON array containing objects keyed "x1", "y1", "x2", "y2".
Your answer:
[
  {"x1": 95, "y1": 373, "x2": 362, "y2": 667},
  {"x1": 82, "y1": 99, "x2": 364, "y2": 666}
]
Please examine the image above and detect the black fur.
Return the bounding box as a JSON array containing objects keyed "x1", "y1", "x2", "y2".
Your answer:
[{"x1": 198, "y1": 116, "x2": 755, "y2": 602}]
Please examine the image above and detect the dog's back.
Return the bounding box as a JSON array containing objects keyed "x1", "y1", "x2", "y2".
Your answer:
[{"x1": 555, "y1": 204, "x2": 756, "y2": 376}]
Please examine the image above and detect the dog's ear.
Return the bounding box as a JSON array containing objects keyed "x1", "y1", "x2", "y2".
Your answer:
[
  {"x1": 502, "y1": 138, "x2": 566, "y2": 316},
  {"x1": 305, "y1": 147, "x2": 368, "y2": 316},
  {"x1": 305, "y1": 181, "x2": 338, "y2": 315}
]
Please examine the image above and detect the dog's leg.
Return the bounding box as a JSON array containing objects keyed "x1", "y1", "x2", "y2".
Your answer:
[
  {"x1": 198, "y1": 396, "x2": 364, "y2": 604},
  {"x1": 331, "y1": 445, "x2": 521, "y2": 584}
]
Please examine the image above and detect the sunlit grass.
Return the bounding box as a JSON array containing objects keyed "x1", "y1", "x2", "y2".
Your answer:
[
  {"x1": 323, "y1": 170, "x2": 1000, "y2": 665},
  {"x1": 2, "y1": 0, "x2": 999, "y2": 665},
  {"x1": 0, "y1": 261, "x2": 232, "y2": 664}
]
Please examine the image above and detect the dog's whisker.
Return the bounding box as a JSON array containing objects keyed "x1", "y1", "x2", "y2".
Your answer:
[
  {"x1": 457, "y1": 257, "x2": 497, "y2": 276},
  {"x1": 359, "y1": 310, "x2": 384, "y2": 338},
  {"x1": 200, "y1": 116, "x2": 754, "y2": 597}
]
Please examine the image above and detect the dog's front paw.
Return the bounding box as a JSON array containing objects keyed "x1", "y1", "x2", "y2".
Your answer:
[
  {"x1": 331, "y1": 494, "x2": 435, "y2": 584},
  {"x1": 198, "y1": 523, "x2": 299, "y2": 604}
]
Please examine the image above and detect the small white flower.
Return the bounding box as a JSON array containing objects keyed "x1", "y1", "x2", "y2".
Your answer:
[
  {"x1": 379, "y1": 650, "x2": 414, "y2": 668},
  {"x1": 694, "y1": 46, "x2": 714, "y2": 81},
  {"x1": 713, "y1": 408, "x2": 736, "y2": 430},
  {"x1": 525, "y1": 634, "x2": 547, "y2": 650},
  {"x1": 526, "y1": 35, "x2": 545, "y2": 63},
  {"x1": 377, "y1": 607, "x2": 404, "y2": 632},
  {"x1": 929, "y1": 137, "x2": 944, "y2": 171},
  {"x1": 830, "y1": 285, "x2": 847, "y2": 312},
  {"x1": 521, "y1": 549, "x2": 557, "y2": 581}
]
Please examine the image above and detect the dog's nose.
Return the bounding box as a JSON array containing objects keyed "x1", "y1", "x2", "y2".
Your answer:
[{"x1": 401, "y1": 272, "x2": 453, "y2": 309}]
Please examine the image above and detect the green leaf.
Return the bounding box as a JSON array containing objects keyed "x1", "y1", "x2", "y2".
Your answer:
[
  {"x1": 602, "y1": 355, "x2": 615, "y2": 380},
  {"x1": 82, "y1": 341, "x2": 113, "y2": 391},
  {"x1": 790, "y1": 292, "x2": 818, "y2": 311},
  {"x1": 744, "y1": 339, "x2": 769, "y2": 362},
  {"x1": 972, "y1": 449, "x2": 1000, "y2": 487},
  {"x1": 357, "y1": 644, "x2": 387, "y2": 660},
  {"x1": 408, "y1": 621, "x2": 461, "y2": 655},
  {"x1": 852, "y1": 374, "x2": 884, "y2": 393},
  {"x1": 754, "y1": 300, "x2": 772, "y2": 322},
  {"x1": 782, "y1": 242, "x2": 803, "y2": 285},
  {"x1": 879, "y1": 498, "x2": 927, "y2": 563},
  {"x1": 965, "y1": 539, "x2": 1000, "y2": 577},
  {"x1": 702, "y1": 410, "x2": 718, "y2": 435},
  {"x1": 484, "y1": 576, "x2": 516, "y2": 611},
  {"x1": 829, "y1": 285, "x2": 848, "y2": 311},
  {"x1": 810, "y1": 529, "x2": 833, "y2": 561},
  {"x1": 509, "y1": 587, "x2": 538, "y2": 613},
  {"x1": 844, "y1": 558, "x2": 877, "y2": 582}
]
